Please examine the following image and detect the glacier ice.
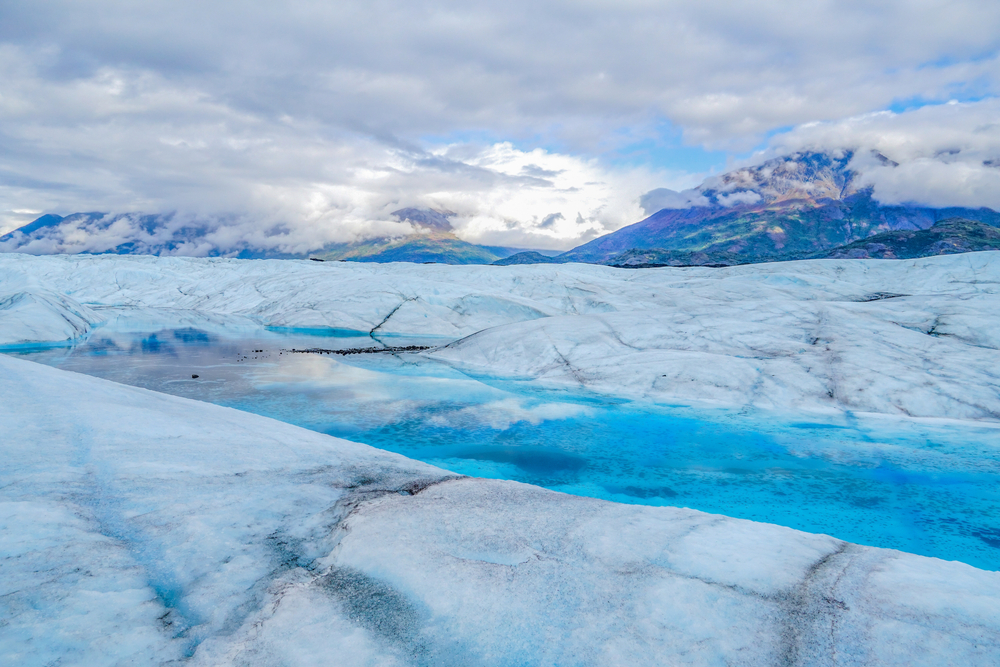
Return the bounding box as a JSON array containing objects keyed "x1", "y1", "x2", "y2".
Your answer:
[
  {"x1": 0, "y1": 290, "x2": 103, "y2": 347},
  {"x1": 2, "y1": 353, "x2": 1000, "y2": 665},
  {"x1": 2, "y1": 251, "x2": 1000, "y2": 420},
  {"x1": 3, "y1": 251, "x2": 1000, "y2": 664},
  {"x1": 11, "y1": 319, "x2": 1000, "y2": 568}
]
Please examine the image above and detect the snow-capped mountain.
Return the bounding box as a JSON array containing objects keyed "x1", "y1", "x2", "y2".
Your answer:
[
  {"x1": 5, "y1": 152, "x2": 1000, "y2": 266},
  {"x1": 560, "y1": 151, "x2": 1000, "y2": 263}
]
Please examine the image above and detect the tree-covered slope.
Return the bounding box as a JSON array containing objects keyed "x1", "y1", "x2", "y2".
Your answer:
[{"x1": 817, "y1": 217, "x2": 1000, "y2": 259}]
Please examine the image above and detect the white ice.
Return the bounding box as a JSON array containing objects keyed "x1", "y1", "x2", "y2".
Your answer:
[
  {"x1": 2, "y1": 252, "x2": 1000, "y2": 420},
  {"x1": 4, "y1": 252, "x2": 1000, "y2": 664},
  {"x1": 3, "y1": 352, "x2": 999, "y2": 666}
]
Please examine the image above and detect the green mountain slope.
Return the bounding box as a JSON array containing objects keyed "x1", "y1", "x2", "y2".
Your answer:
[
  {"x1": 313, "y1": 208, "x2": 522, "y2": 264},
  {"x1": 602, "y1": 218, "x2": 1000, "y2": 267},
  {"x1": 492, "y1": 251, "x2": 566, "y2": 266},
  {"x1": 315, "y1": 230, "x2": 512, "y2": 264},
  {"x1": 816, "y1": 218, "x2": 1000, "y2": 259}
]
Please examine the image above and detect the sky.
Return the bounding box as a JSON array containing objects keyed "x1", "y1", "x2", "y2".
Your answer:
[{"x1": 1, "y1": 0, "x2": 999, "y2": 251}]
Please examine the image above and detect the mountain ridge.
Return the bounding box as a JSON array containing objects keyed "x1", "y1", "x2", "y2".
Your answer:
[
  {"x1": 5, "y1": 151, "x2": 1000, "y2": 266},
  {"x1": 0, "y1": 208, "x2": 531, "y2": 264},
  {"x1": 559, "y1": 151, "x2": 1000, "y2": 264},
  {"x1": 603, "y1": 218, "x2": 1000, "y2": 267}
]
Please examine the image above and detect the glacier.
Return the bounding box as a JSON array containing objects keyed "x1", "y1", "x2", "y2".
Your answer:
[
  {"x1": 3, "y1": 353, "x2": 1000, "y2": 666},
  {"x1": 2, "y1": 251, "x2": 999, "y2": 420},
  {"x1": 2, "y1": 251, "x2": 1000, "y2": 664}
]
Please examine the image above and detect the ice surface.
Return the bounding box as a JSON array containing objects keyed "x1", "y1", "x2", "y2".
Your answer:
[
  {"x1": 0, "y1": 290, "x2": 103, "y2": 347},
  {"x1": 3, "y1": 352, "x2": 1000, "y2": 666},
  {"x1": 2, "y1": 252, "x2": 999, "y2": 420},
  {"x1": 430, "y1": 298, "x2": 1000, "y2": 419},
  {"x1": 12, "y1": 324, "x2": 1000, "y2": 569},
  {"x1": 4, "y1": 252, "x2": 1000, "y2": 663}
]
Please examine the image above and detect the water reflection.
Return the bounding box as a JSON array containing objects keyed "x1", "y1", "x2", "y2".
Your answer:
[{"x1": 8, "y1": 320, "x2": 1000, "y2": 570}]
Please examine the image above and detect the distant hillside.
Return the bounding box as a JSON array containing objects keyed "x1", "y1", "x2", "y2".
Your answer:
[
  {"x1": 600, "y1": 218, "x2": 1000, "y2": 268},
  {"x1": 604, "y1": 249, "x2": 756, "y2": 268},
  {"x1": 816, "y1": 217, "x2": 1000, "y2": 260},
  {"x1": 492, "y1": 251, "x2": 566, "y2": 266},
  {"x1": 316, "y1": 232, "x2": 514, "y2": 264},
  {"x1": 0, "y1": 208, "x2": 526, "y2": 264},
  {"x1": 313, "y1": 208, "x2": 525, "y2": 264},
  {"x1": 0, "y1": 212, "x2": 304, "y2": 259},
  {"x1": 559, "y1": 151, "x2": 1000, "y2": 264}
]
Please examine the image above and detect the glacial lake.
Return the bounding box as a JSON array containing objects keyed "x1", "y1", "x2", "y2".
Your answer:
[{"x1": 8, "y1": 315, "x2": 1000, "y2": 571}]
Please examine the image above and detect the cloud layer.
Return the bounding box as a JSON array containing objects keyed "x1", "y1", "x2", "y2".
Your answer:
[
  {"x1": 1, "y1": 1, "x2": 999, "y2": 249},
  {"x1": 771, "y1": 101, "x2": 1000, "y2": 210}
]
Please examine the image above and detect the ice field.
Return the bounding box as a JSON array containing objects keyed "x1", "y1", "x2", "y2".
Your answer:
[
  {"x1": 3, "y1": 252, "x2": 1000, "y2": 664},
  {"x1": 10, "y1": 321, "x2": 1000, "y2": 571}
]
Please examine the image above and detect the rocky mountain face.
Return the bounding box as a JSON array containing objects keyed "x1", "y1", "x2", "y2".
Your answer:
[
  {"x1": 604, "y1": 248, "x2": 752, "y2": 268},
  {"x1": 559, "y1": 151, "x2": 1000, "y2": 264},
  {"x1": 604, "y1": 218, "x2": 1000, "y2": 267}
]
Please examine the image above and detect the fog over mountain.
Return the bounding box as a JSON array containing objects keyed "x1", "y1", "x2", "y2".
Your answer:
[
  {"x1": 560, "y1": 150, "x2": 1000, "y2": 265},
  {"x1": 1, "y1": 1, "x2": 999, "y2": 253}
]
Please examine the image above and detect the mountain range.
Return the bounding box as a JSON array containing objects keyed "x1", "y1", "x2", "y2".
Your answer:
[
  {"x1": 0, "y1": 208, "x2": 531, "y2": 264},
  {"x1": 3, "y1": 151, "x2": 999, "y2": 265},
  {"x1": 311, "y1": 209, "x2": 530, "y2": 264},
  {"x1": 603, "y1": 217, "x2": 1000, "y2": 267},
  {"x1": 558, "y1": 151, "x2": 1000, "y2": 264}
]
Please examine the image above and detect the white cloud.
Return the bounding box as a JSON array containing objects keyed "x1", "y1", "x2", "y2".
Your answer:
[
  {"x1": 428, "y1": 398, "x2": 593, "y2": 431},
  {"x1": 1, "y1": 1, "x2": 999, "y2": 250},
  {"x1": 419, "y1": 142, "x2": 673, "y2": 248},
  {"x1": 766, "y1": 100, "x2": 1000, "y2": 209},
  {"x1": 638, "y1": 188, "x2": 710, "y2": 214},
  {"x1": 716, "y1": 191, "x2": 763, "y2": 207}
]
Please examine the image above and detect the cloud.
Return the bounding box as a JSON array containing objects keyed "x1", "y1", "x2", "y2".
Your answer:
[
  {"x1": 765, "y1": 99, "x2": 1000, "y2": 209},
  {"x1": 0, "y1": 40, "x2": 689, "y2": 250},
  {"x1": 716, "y1": 191, "x2": 763, "y2": 207},
  {"x1": 427, "y1": 398, "x2": 593, "y2": 431},
  {"x1": 539, "y1": 212, "x2": 564, "y2": 229},
  {"x1": 638, "y1": 188, "x2": 710, "y2": 214},
  {"x1": 1, "y1": 1, "x2": 999, "y2": 247}
]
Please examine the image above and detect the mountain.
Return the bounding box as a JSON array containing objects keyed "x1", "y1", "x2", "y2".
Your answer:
[
  {"x1": 4, "y1": 213, "x2": 68, "y2": 236},
  {"x1": 816, "y1": 217, "x2": 1000, "y2": 260},
  {"x1": 559, "y1": 151, "x2": 1000, "y2": 264},
  {"x1": 9, "y1": 152, "x2": 999, "y2": 266},
  {"x1": 0, "y1": 208, "x2": 526, "y2": 264},
  {"x1": 313, "y1": 209, "x2": 522, "y2": 264},
  {"x1": 0, "y1": 212, "x2": 305, "y2": 259},
  {"x1": 315, "y1": 232, "x2": 513, "y2": 264},
  {"x1": 603, "y1": 218, "x2": 1000, "y2": 267},
  {"x1": 492, "y1": 251, "x2": 566, "y2": 266},
  {"x1": 604, "y1": 248, "x2": 756, "y2": 268}
]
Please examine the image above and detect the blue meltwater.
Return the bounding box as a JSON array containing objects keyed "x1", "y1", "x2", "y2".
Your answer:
[{"x1": 10, "y1": 320, "x2": 1000, "y2": 571}]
